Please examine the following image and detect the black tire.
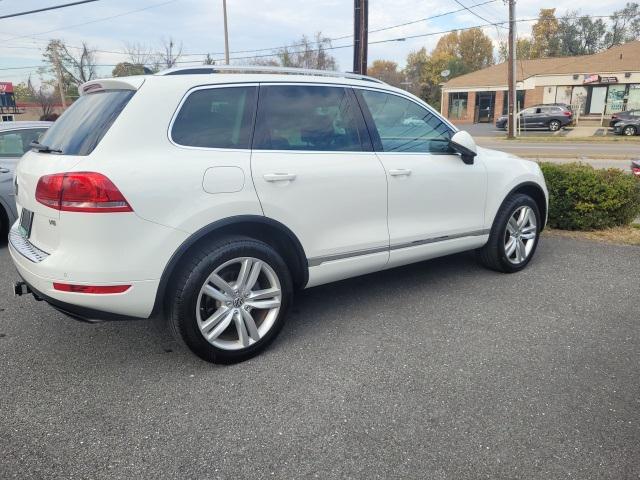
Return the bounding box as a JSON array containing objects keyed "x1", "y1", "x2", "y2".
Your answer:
[
  {"x1": 548, "y1": 120, "x2": 561, "y2": 132},
  {"x1": 167, "y1": 235, "x2": 293, "y2": 364},
  {"x1": 477, "y1": 193, "x2": 541, "y2": 273},
  {"x1": 623, "y1": 125, "x2": 637, "y2": 136}
]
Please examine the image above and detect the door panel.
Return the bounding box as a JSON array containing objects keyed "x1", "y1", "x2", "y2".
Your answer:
[
  {"x1": 357, "y1": 89, "x2": 487, "y2": 267},
  {"x1": 251, "y1": 84, "x2": 389, "y2": 270}
]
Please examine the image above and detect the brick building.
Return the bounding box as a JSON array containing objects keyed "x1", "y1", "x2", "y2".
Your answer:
[{"x1": 441, "y1": 40, "x2": 640, "y2": 123}]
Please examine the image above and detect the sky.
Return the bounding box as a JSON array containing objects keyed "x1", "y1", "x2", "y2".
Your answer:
[{"x1": 0, "y1": 0, "x2": 629, "y2": 85}]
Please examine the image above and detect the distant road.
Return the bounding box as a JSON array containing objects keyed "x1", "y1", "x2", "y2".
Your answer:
[{"x1": 476, "y1": 139, "x2": 640, "y2": 161}]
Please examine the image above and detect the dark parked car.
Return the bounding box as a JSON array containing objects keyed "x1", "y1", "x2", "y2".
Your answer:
[
  {"x1": 612, "y1": 118, "x2": 640, "y2": 136},
  {"x1": 0, "y1": 121, "x2": 52, "y2": 233},
  {"x1": 496, "y1": 105, "x2": 573, "y2": 132},
  {"x1": 609, "y1": 109, "x2": 640, "y2": 127}
]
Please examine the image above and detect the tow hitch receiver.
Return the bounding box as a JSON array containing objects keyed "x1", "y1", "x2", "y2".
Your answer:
[{"x1": 13, "y1": 281, "x2": 31, "y2": 297}]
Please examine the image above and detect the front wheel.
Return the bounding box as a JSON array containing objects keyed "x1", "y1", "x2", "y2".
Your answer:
[
  {"x1": 478, "y1": 193, "x2": 541, "y2": 273},
  {"x1": 623, "y1": 125, "x2": 637, "y2": 136},
  {"x1": 168, "y1": 236, "x2": 293, "y2": 363},
  {"x1": 548, "y1": 120, "x2": 561, "y2": 132}
]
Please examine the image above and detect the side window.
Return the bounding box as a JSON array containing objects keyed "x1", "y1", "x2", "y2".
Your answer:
[
  {"x1": 521, "y1": 108, "x2": 535, "y2": 115},
  {"x1": 253, "y1": 85, "x2": 365, "y2": 151},
  {"x1": 172, "y1": 86, "x2": 257, "y2": 149},
  {"x1": 359, "y1": 90, "x2": 452, "y2": 153},
  {"x1": 0, "y1": 129, "x2": 47, "y2": 157}
]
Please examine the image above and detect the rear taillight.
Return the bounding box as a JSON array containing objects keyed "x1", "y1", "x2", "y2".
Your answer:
[
  {"x1": 53, "y1": 283, "x2": 131, "y2": 294},
  {"x1": 632, "y1": 166, "x2": 640, "y2": 177},
  {"x1": 563, "y1": 111, "x2": 572, "y2": 117},
  {"x1": 36, "y1": 172, "x2": 132, "y2": 213}
]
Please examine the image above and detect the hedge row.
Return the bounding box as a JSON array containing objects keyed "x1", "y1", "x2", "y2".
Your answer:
[{"x1": 539, "y1": 162, "x2": 640, "y2": 230}]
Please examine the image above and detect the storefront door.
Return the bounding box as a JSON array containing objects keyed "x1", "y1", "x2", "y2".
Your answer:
[
  {"x1": 475, "y1": 92, "x2": 495, "y2": 123},
  {"x1": 589, "y1": 87, "x2": 607, "y2": 114}
]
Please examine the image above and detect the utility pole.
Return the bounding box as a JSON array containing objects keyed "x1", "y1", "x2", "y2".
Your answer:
[
  {"x1": 353, "y1": 0, "x2": 368, "y2": 74},
  {"x1": 507, "y1": 0, "x2": 516, "y2": 139},
  {"x1": 52, "y1": 44, "x2": 67, "y2": 108},
  {"x1": 222, "y1": 0, "x2": 230, "y2": 65}
]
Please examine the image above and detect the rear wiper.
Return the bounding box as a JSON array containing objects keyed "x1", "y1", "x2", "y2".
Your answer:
[{"x1": 30, "y1": 140, "x2": 62, "y2": 154}]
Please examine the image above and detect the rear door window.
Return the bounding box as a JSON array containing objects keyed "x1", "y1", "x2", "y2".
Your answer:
[
  {"x1": 253, "y1": 85, "x2": 366, "y2": 151},
  {"x1": 171, "y1": 86, "x2": 257, "y2": 149},
  {"x1": 39, "y1": 90, "x2": 134, "y2": 155}
]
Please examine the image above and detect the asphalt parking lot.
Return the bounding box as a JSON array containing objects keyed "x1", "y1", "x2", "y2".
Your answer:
[{"x1": 1, "y1": 235, "x2": 638, "y2": 479}]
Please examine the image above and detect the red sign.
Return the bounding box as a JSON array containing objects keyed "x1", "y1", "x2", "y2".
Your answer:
[
  {"x1": 0, "y1": 82, "x2": 14, "y2": 94},
  {"x1": 583, "y1": 74, "x2": 600, "y2": 84}
]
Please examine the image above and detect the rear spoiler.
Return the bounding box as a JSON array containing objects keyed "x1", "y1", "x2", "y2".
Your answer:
[{"x1": 79, "y1": 77, "x2": 146, "y2": 96}]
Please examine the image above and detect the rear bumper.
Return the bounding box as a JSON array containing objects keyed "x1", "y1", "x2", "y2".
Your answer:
[
  {"x1": 9, "y1": 231, "x2": 160, "y2": 319},
  {"x1": 14, "y1": 276, "x2": 148, "y2": 322}
]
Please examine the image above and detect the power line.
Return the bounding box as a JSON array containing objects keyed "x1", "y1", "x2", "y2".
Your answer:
[
  {"x1": 0, "y1": 0, "x2": 99, "y2": 20},
  {"x1": 0, "y1": 0, "x2": 179, "y2": 43},
  {"x1": 452, "y1": 0, "x2": 505, "y2": 28},
  {"x1": 0, "y1": 14, "x2": 617, "y2": 75},
  {"x1": 0, "y1": 0, "x2": 498, "y2": 59}
]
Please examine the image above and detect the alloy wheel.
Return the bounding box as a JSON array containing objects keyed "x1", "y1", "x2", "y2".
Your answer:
[
  {"x1": 549, "y1": 121, "x2": 560, "y2": 131},
  {"x1": 504, "y1": 206, "x2": 537, "y2": 265},
  {"x1": 196, "y1": 257, "x2": 282, "y2": 351},
  {"x1": 623, "y1": 126, "x2": 636, "y2": 136}
]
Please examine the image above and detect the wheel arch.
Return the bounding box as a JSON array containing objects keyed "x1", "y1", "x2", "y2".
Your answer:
[
  {"x1": 504, "y1": 182, "x2": 548, "y2": 231},
  {"x1": 151, "y1": 215, "x2": 308, "y2": 318}
]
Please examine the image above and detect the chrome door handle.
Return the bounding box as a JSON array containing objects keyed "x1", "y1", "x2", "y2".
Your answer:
[
  {"x1": 389, "y1": 169, "x2": 412, "y2": 176},
  {"x1": 263, "y1": 173, "x2": 297, "y2": 182},
  {"x1": 0, "y1": 167, "x2": 10, "y2": 174}
]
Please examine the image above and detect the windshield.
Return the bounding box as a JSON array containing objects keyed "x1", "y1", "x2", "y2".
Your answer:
[{"x1": 39, "y1": 89, "x2": 134, "y2": 155}]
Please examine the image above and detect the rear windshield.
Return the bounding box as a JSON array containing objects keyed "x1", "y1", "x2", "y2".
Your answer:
[{"x1": 39, "y1": 89, "x2": 134, "y2": 155}]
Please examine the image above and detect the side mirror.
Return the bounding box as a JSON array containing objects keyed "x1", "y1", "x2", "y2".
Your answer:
[{"x1": 449, "y1": 130, "x2": 477, "y2": 165}]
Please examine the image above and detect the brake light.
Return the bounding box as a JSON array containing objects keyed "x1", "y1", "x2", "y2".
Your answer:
[
  {"x1": 563, "y1": 111, "x2": 572, "y2": 116},
  {"x1": 36, "y1": 172, "x2": 132, "y2": 213},
  {"x1": 53, "y1": 283, "x2": 131, "y2": 294}
]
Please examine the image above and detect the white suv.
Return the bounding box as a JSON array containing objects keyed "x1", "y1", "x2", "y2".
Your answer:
[{"x1": 9, "y1": 67, "x2": 547, "y2": 363}]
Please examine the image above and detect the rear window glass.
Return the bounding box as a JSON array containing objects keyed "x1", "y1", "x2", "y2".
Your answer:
[
  {"x1": 39, "y1": 90, "x2": 134, "y2": 156},
  {"x1": 171, "y1": 86, "x2": 257, "y2": 149}
]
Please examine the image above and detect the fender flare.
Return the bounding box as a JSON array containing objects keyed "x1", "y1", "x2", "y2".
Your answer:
[{"x1": 150, "y1": 215, "x2": 308, "y2": 318}]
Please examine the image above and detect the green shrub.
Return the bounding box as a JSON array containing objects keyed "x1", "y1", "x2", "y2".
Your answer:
[{"x1": 540, "y1": 162, "x2": 640, "y2": 230}]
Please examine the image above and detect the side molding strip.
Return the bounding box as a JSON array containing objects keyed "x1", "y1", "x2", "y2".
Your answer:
[{"x1": 308, "y1": 229, "x2": 490, "y2": 267}]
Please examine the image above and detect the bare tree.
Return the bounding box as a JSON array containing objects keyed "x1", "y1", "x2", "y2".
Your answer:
[
  {"x1": 124, "y1": 42, "x2": 155, "y2": 66},
  {"x1": 158, "y1": 37, "x2": 183, "y2": 69},
  {"x1": 276, "y1": 33, "x2": 337, "y2": 70},
  {"x1": 43, "y1": 39, "x2": 97, "y2": 87},
  {"x1": 245, "y1": 32, "x2": 337, "y2": 70},
  {"x1": 33, "y1": 87, "x2": 56, "y2": 119}
]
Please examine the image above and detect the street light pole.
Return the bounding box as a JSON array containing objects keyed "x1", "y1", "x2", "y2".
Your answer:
[
  {"x1": 223, "y1": 0, "x2": 230, "y2": 65},
  {"x1": 507, "y1": 0, "x2": 516, "y2": 139}
]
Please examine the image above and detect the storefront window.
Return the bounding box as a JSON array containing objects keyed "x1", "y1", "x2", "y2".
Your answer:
[
  {"x1": 501, "y1": 90, "x2": 525, "y2": 114},
  {"x1": 606, "y1": 85, "x2": 626, "y2": 114},
  {"x1": 627, "y1": 85, "x2": 640, "y2": 110},
  {"x1": 448, "y1": 92, "x2": 468, "y2": 120},
  {"x1": 570, "y1": 87, "x2": 588, "y2": 114}
]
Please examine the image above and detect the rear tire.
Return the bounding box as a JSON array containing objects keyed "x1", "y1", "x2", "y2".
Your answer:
[
  {"x1": 167, "y1": 236, "x2": 293, "y2": 364},
  {"x1": 548, "y1": 120, "x2": 561, "y2": 132},
  {"x1": 478, "y1": 193, "x2": 541, "y2": 273}
]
